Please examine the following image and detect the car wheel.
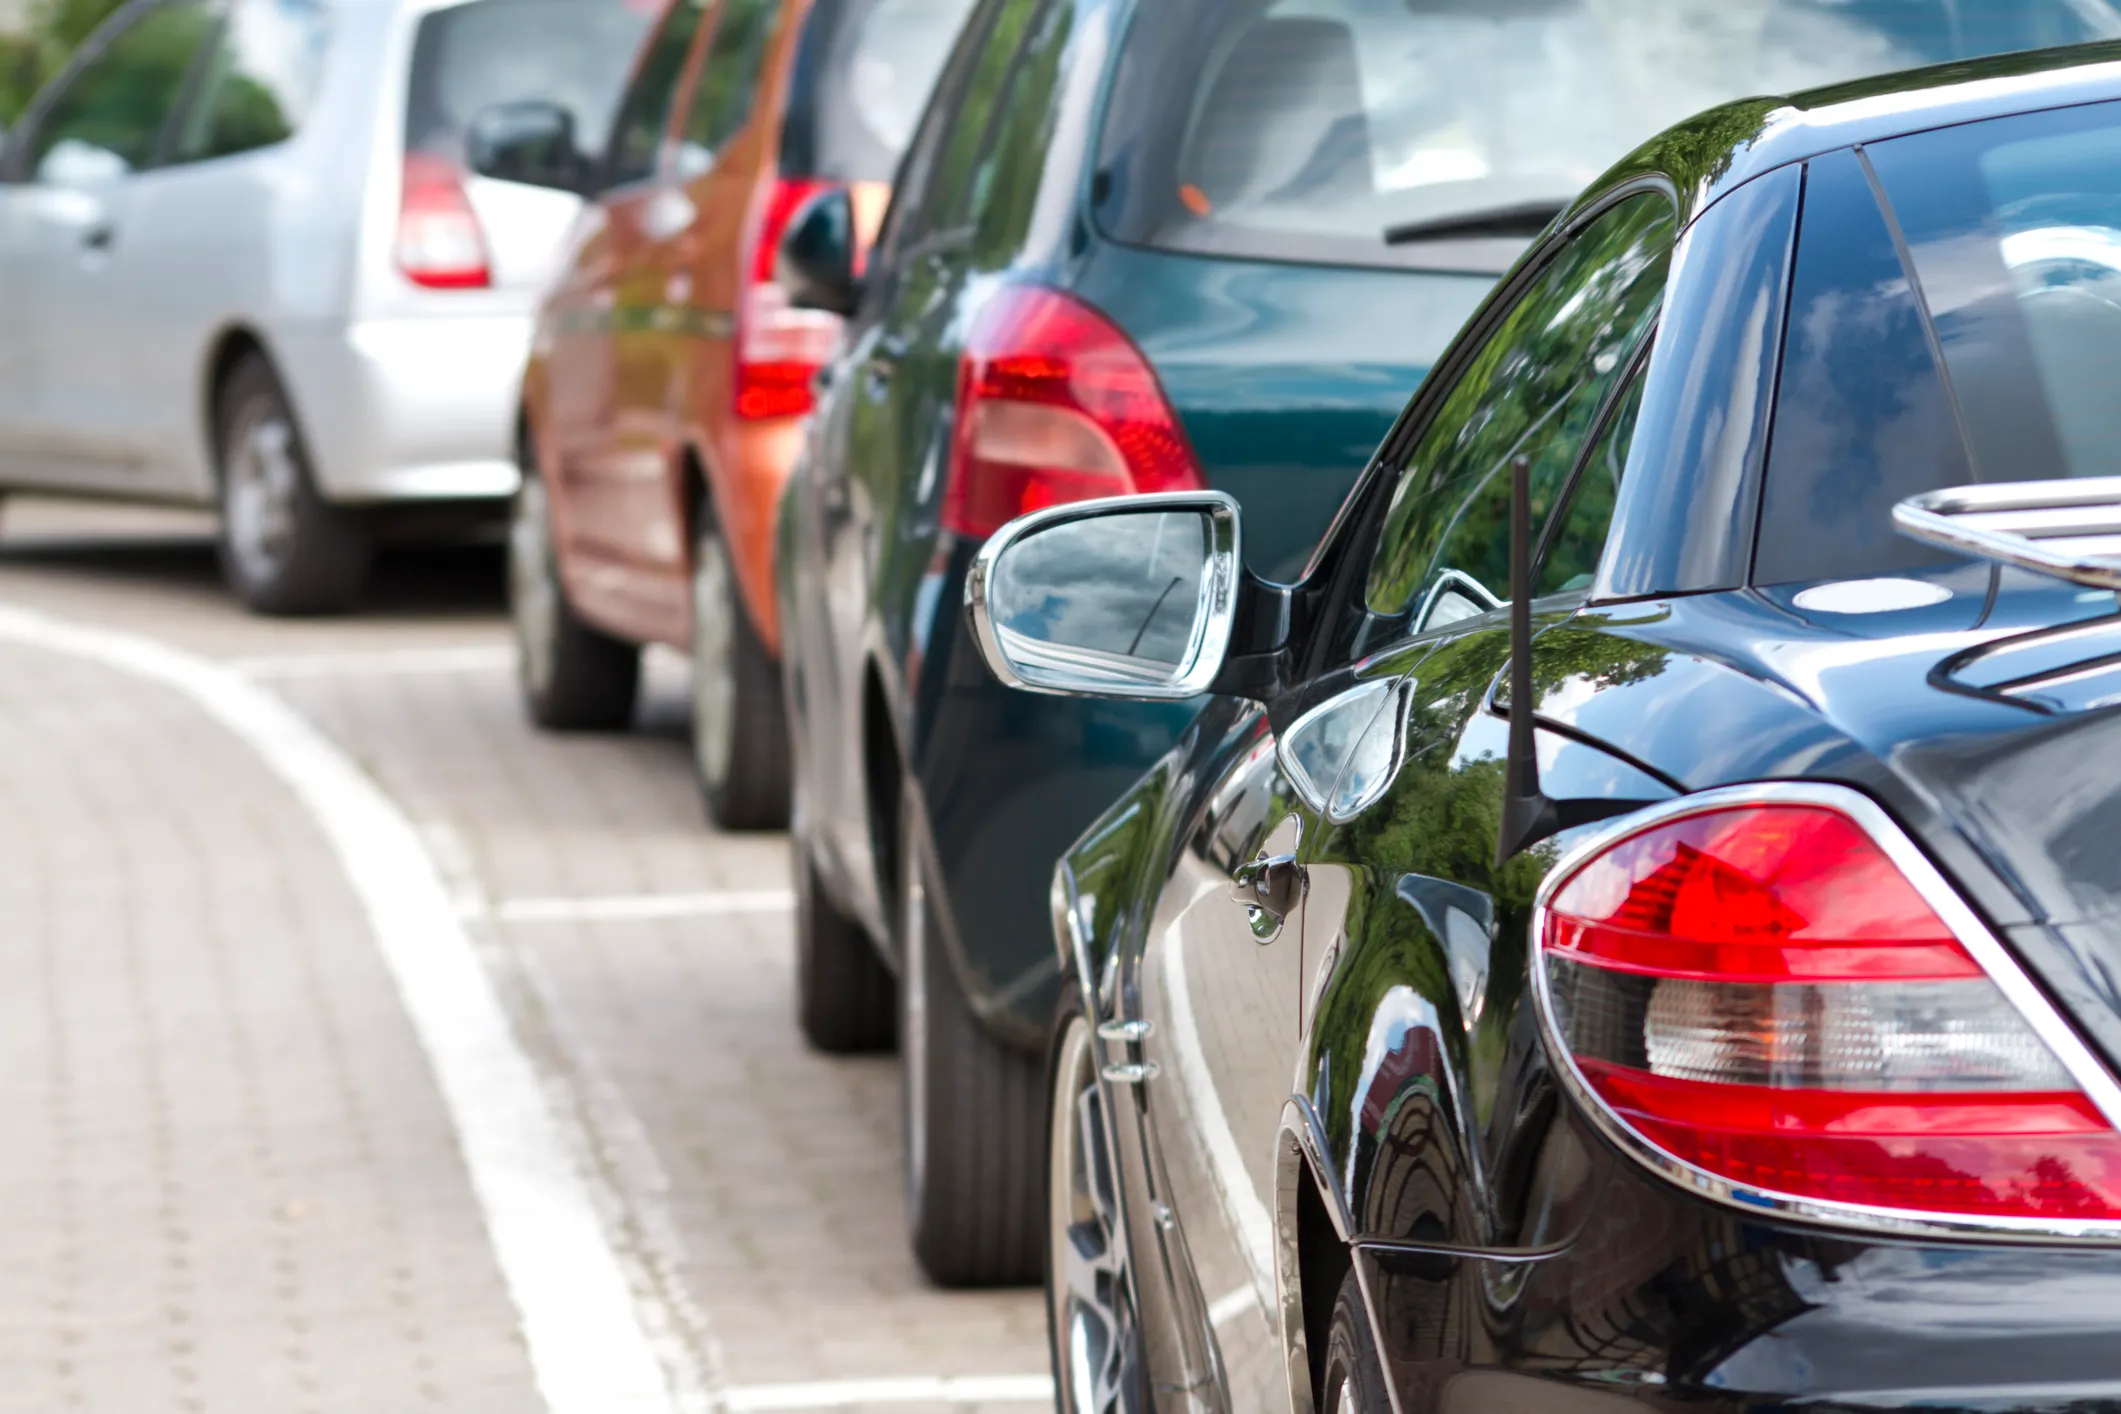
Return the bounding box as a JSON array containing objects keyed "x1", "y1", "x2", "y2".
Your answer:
[
  {"x1": 901, "y1": 792, "x2": 1044, "y2": 1287},
  {"x1": 691, "y1": 500, "x2": 791, "y2": 830},
  {"x1": 1322, "y1": 1268, "x2": 1390, "y2": 1414},
  {"x1": 509, "y1": 445, "x2": 640, "y2": 731},
  {"x1": 793, "y1": 826, "x2": 896, "y2": 1053},
  {"x1": 1048, "y1": 995, "x2": 1145, "y2": 1414},
  {"x1": 214, "y1": 353, "x2": 370, "y2": 615}
]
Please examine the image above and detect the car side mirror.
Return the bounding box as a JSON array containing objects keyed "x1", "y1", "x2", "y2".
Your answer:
[
  {"x1": 777, "y1": 187, "x2": 860, "y2": 317},
  {"x1": 965, "y1": 493, "x2": 1244, "y2": 700},
  {"x1": 468, "y1": 100, "x2": 583, "y2": 193}
]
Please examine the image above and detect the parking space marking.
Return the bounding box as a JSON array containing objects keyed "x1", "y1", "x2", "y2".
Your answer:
[
  {"x1": 230, "y1": 644, "x2": 514, "y2": 678},
  {"x1": 486, "y1": 890, "x2": 798, "y2": 924},
  {"x1": 0, "y1": 606, "x2": 687, "y2": 1414},
  {"x1": 723, "y1": 1376, "x2": 1053, "y2": 1410}
]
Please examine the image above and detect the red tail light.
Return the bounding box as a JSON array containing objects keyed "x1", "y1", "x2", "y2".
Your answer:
[
  {"x1": 944, "y1": 286, "x2": 1205, "y2": 540},
  {"x1": 736, "y1": 177, "x2": 843, "y2": 421},
  {"x1": 396, "y1": 152, "x2": 491, "y2": 290},
  {"x1": 1538, "y1": 796, "x2": 2121, "y2": 1224}
]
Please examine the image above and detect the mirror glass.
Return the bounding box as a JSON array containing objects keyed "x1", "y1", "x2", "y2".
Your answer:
[{"x1": 987, "y1": 508, "x2": 1216, "y2": 694}]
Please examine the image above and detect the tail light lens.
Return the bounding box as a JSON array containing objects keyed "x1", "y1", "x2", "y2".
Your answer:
[
  {"x1": 944, "y1": 286, "x2": 1205, "y2": 540},
  {"x1": 396, "y1": 153, "x2": 491, "y2": 290},
  {"x1": 1539, "y1": 799, "x2": 2121, "y2": 1223},
  {"x1": 736, "y1": 177, "x2": 844, "y2": 421}
]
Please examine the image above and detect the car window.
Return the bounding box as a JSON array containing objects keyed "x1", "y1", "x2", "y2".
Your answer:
[
  {"x1": 601, "y1": 0, "x2": 707, "y2": 187},
  {"x1": 1753, "y1": 148, "x2": 1969, "y2": 587},
  {"x1": 1092, "y1": 0, "x2": 2121, "y2": 274},
  {"x1": 169, "y1": 0, "x2": 329, "y2": 163},
  {"x1": 963, "y1": 0, "x2": 1069, "y2": 262},
  {"x1": 905, "y1": 0, "x2": 1049, "y2": 246},
  {"x1": 779, "y1": 0, "x2": 981, "y2": 184},
  {"x1": 861, "y1": 0, "x2": 1000, "y2": 269},
  {"x1": 405, "y1": 0, "x2": 655, "y2": 172},
  {"x1": 1345, "y1": 192, "x2": 1674, "y2": 658},
  {"x1": 1536, "y1": 361, "x2": 1644, "y2": 599},
  {"x1": 680, "y1": 0, "x2": 776, "y2": 169},
  {"x1": 1754, "y1": 98, "x2": 2121, "y2": 588},
  {"x1": 27, "y1": 0, "x2": 218, "y2": 183}
]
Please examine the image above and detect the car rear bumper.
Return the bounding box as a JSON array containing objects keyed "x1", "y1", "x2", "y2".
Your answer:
[
  {"x1": 1355, "y1": 1139, "x2": 2121, "y2": 1414},
  {"x1": 274, "y1": 316, "x2": 531, "y2": 504}
]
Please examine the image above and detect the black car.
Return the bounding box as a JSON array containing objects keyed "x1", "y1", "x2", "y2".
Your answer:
[
  {"x1": 767, "y1": 0, "x2": 2111, "y2": 1289},
  {"x1": 968, "y1": 46, "x2": 2121, "y2": 1414}
]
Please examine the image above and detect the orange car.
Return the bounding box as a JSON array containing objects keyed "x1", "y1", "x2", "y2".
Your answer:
[{"x1": 511, "y1": 0, "x2": 974, "y2": 827}]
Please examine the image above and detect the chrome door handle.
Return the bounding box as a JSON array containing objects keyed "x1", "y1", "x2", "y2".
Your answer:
[{"x1": 1232, "y1": 852, "x2": 1304, "y2": 941}]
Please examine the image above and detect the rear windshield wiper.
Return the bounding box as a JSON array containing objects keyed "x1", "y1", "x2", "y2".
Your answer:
[{"x1": 1384, "y1": 200, "x2": 1569, "y2": 245}]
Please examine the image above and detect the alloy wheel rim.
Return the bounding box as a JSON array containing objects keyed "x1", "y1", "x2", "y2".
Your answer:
[
  {"x1": 901, "y1": 842, "x2": 930, "y2": 1212},
  {"x1": 1050, "y1": 1016, "x2": 1133, "y2": 1414},
  {"x1": 510, "y1": 476, "x2": 559, "y2": 697},
  {"x1": 691, "y1": 528, "x2": 739, "y2": 792},
  {"x1": 224, "y1": 405, "x2": 300, "y2": 584}
]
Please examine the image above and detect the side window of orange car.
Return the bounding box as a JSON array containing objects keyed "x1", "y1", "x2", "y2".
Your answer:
[
  {"x1": 682, "y1": 0, "x2": 774, "y2": 162},
  {"x1": 603, "y1": 0, "x2": 705, "y2": 189}
]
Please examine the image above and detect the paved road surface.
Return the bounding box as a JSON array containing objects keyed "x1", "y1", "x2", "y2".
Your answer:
[{"x1": 0, "y1": 497, "x2": 1047, "y2": 1413}]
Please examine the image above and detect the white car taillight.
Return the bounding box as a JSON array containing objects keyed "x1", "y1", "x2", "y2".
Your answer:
[
  {"x1": 1534, "y1": 785, "x2": 2121, "y2": 1231},
  {"x1": 396, "y1": 152, "x2": 491, "y2": 291}
]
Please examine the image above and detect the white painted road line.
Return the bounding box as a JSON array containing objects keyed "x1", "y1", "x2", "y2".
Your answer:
[
  {"x1": 0, "y1": 607, "x2": 685, "y2": 1414},
  {"x1": 723, "y1": 1376, "x2": 1054, "y2": 1411},
  {"x1": 488, "y1": 891, "x2": 798, "y2": 924},
  {"x1": 230, "y1": 644, "x2": 514, "y2": 678}
]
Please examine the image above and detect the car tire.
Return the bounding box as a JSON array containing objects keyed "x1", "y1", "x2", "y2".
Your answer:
[
  {"x1": 509, "y1": 443, "x2": 641, "y2": 731},
  {"x1": 901, "y1": 792, "x2": 1044, "y2": 1287},
  {"x1": 214, "y1": 353, "x2": 370, "y2": 615},
  {"x1": 794, "y1": 831, "x2": 896, "y2": 1053},
  {"x1": 690, "y1": 497, "x2": 791, "y2": 830},
  {"x1": 1047, "y1": 990, "x2": 1145, "y2": 1414},
  {"x1": 1322, "y1": 1267, "x2": 1390, "y2": 1414}
]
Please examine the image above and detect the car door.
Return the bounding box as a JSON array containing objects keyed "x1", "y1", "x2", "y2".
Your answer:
[
  {"x1": 545, "y1": 0, "x2": 706, "y2": 617},
  {"x1": 121, "y1": 0, "x2": 330, "y2": 501},
  {"x1": 0, "y1": 0, "x2": 218, "y2": 487},
  {"x1": 795, "y1": 0, "x2": 1011, "y2": 928}
]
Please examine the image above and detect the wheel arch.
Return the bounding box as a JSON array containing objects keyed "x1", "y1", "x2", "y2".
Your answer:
[
  {"x1": 1280, "y1": 1101, "x2": 1357, "y2": 1414},
  {"x1": 201, "y1": 323, "x2": 280, "y2": 469}
]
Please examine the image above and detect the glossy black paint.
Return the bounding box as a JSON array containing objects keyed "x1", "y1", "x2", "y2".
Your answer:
[{"x1": 1046, "y1": 49, "x2": 2121, "y2": 1414}]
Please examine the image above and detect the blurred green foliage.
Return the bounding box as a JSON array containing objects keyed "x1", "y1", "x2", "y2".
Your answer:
[{"x1": 1, "y1": 0, "x2": 129, "y2": 126}]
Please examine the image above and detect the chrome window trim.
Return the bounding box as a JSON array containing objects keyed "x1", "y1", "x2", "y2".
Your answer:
[
  {"x1": 965, "y1": 490, "x2": 1242, "y2": 702},
  {"x1": 1529, "y1": 778, "x2": 2121, "y2": 1244}
]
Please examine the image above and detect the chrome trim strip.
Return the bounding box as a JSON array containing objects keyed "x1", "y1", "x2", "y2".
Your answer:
[
  {"x1": 1529, "y1": 779, "x2": 2121, "y2": 1244},
  {"x1": 964, "y1": 491, "x2": 1243, "y2": 701},
  {"x1": 1897, "y1": 476, "x2": 2121, "y2": 590}
]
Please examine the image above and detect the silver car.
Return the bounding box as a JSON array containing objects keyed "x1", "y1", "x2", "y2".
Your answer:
[{"x1": 0, "y1": 0, "x2": 652, "y2": 612}]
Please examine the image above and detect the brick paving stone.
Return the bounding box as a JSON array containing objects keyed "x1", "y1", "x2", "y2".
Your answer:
[
  {"x1": 0, "y1": 637, "x2": 540, "y2": 1413},
  {"x1": 0, "y1": 498, "x2": 1051, "y2": 1410}
]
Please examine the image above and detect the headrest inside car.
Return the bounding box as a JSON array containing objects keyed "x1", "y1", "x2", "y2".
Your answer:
[{"x1": 1181, "y1": 17, "x2": 1374, "y2": 215}]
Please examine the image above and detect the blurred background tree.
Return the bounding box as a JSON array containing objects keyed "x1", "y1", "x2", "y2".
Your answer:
[{"x1": 1, "y1": 0, "x2": 128, "y2": 125}]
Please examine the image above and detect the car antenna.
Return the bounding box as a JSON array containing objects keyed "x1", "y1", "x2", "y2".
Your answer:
[{"x1": 1497, "y1": 455, "x2": 1558, "y2": 869}]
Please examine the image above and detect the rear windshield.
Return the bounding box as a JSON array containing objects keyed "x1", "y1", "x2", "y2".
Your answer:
[
  {"x1": 778, "y1": 0, "x2": 978, "y2": 182},
  {"x1": 1756, "y1": 98, "x2": 2121, "y2": 587},
  {"x1": 404, "y1": 0, "x2": 656, "y2": 166},
  {"x1": 1094, "y1": 0, "x2": 2121, "y2": 273}
]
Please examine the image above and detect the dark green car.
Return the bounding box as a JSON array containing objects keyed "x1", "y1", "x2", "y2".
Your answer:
[{"x1": 771, "y1": 0, "x2": 2108, "y2": 1288}]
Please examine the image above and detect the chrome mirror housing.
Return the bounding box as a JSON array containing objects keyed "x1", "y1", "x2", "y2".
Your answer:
[{"x1": 965, "y1": 492, "x2": 1242, "y2": 700}]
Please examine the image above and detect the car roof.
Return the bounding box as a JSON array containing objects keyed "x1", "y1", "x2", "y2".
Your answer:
[{"x1": 1583, "y1": 40, "x2": 2121, "y2": 231}]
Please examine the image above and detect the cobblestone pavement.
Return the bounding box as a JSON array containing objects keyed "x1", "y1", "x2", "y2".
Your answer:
[{"x1": 0, "y1": 498, "x2": 1048, "y2": 1414}]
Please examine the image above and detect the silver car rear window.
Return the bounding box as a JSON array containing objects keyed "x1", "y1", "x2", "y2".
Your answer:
[{"x1": 404, "y1": 0, "x2": 656, "y2": 165}]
